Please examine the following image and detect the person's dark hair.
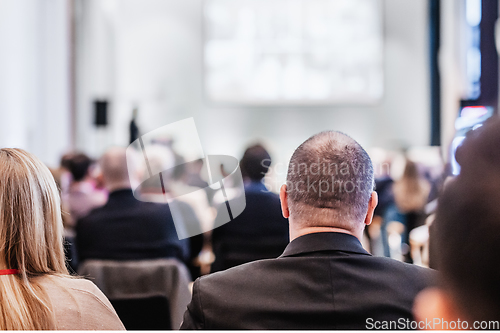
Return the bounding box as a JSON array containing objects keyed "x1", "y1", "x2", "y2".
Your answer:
[
  {"x1": 60, "y1": 153, "x2": 74, "y2": 170},
  {"x1": 240, "y1": 144, "x2": 271, "y2": 182},
  {"x1": 286, "y1": 131, "x2": 374, "y2": 227},
  {"x1": 433, "y1": 116, "x2": 500, "y2": 322},
  {"x1": 67, "y1": 153, "x2": 92, "y2": 182}
]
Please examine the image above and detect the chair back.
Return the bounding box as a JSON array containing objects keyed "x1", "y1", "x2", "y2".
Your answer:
[{"x1": 79, "y1": 258, "x2": 192, "y2": 330}]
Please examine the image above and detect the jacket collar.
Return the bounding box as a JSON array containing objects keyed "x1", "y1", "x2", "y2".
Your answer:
[
  {"x1": 107, "y1": 188, "x2": 134, "y2": 202},
  {"x1": 244, "y1": 180, "x2": 268, "y2": 193},
  {"x1": 280, "y1": 232, "x2": 371, "y2": 258}
]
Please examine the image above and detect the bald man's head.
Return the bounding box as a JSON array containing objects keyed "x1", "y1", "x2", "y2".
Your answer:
[
  {"x1": 99, "y1": 147, "x2": 132, "y2": 191},
  {"x1": 285, "y1": 131, "x2": 374, "y2": 230}
]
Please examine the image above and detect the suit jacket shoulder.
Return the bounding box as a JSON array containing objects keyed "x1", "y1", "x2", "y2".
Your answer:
[{"x1": 181, "y1": 232, "x2": 436, "y2": 330}]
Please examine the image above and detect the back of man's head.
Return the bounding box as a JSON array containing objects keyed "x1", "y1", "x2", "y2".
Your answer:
[
  {"x1": 240, "y1": 144, "x2": 271, "y2": 182},
  {"x1": 68, "y1": 153, "x2": 92, "y2": 182},
  {"x1": 285, "y1": 131, "x2": 374, "y2": 230},
  {"x1": 429, "y1": 116, "x2": 500, "y2": 322},
  {"x1": 100, "y1": 147, "x2": 131, "y2": 191}
]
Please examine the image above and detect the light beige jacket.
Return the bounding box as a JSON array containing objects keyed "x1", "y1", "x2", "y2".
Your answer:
[{"x1": 36, "y1": 275, "x2": 125, "y2": 330}]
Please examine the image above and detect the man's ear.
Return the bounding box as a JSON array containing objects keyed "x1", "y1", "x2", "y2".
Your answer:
[
  {"x1": 413, "y1": 287, "x2": 463, "y2": 329},
  {"x1": 279, "y1": 184, "x2": 290, "y2": 219},
  {"x1": 364, "y1": 191, "x2": 378, "y2": 226}
]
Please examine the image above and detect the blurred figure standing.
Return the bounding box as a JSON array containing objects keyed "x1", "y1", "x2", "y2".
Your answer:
[
  {"x1": 210, "y1": 144, "x2": 289, "y2": 273},
  {"x1": 129, "y1": 106, "x2": 140, "y2": 144},
  {"x1": 393, "y1": 159, "x2": 431, "y2": 262}
]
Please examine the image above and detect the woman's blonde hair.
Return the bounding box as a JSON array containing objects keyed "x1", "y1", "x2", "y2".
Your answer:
[
  {"x1": 0, "y1": 148, "x2": 69, "y2": 330},
  {"x1": 393, "y1": 159, "x2": 431, "y2": 213}
]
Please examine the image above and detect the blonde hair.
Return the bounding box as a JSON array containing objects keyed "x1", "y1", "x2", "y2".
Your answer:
[
  {"x1": 0, "y1": 148, "x2": 69, "y2": 329},
  {"x1": 393, "y1": 160, "x2": 431, "y2": 213}
]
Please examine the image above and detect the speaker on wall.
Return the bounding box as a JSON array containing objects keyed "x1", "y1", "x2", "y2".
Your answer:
[{"x1": 94, "y1": 100, "x2": 108, "y2": 127}]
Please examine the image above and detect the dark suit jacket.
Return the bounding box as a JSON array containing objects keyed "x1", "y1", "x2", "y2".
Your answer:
[
  {"x1": 181, "y1": 232, "x2": 435, "y2": 329},
  {"x1": 76, "y1": 189, "x2": 189, "y2": 264},
  {"x1": 211, "y1": 182, "x2": 289, "y2": 273}
]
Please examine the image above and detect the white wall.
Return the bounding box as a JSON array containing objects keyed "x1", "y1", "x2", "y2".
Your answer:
[
  {"x1": 76, "y1": 0, "x2": 430, "y2": 183},
  {"x1": 0, "y1": 0, "x2": 72, "y2": 167}
]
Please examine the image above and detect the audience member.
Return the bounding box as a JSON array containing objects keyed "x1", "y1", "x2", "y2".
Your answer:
[
  {"x1": 414, "y1": 117, "x2": 500, "y2": 327},
  {"x1": 63, "y1": 153, "x2": 107, "y2": 226},
  {"x1": 62, "y1": 153, "x2": 107, "y2": 271},
  {"x1": 185, "y1": 158, "x2": 216, "y2": 204},
  {"x1": 181, "y1": 131, "x2": 435, "y2": 329},
  {"x1": 138, "y1": 144, "x2": 204, "y2": 279},
  {"x1": 369, "y1": 150, "x2": 395, "y2": 256},
  {"x1": 393, "y1": 159, "x2": 431, "y2": 262},
  {"x1": 76, "y1": 147, "x2": 189, "y2": 264},
  {"x1": 210, "y1": 144, "x2": 289, "y2": 273},
  {"x1": 0, "y1": 148, "x2": 124, "y2": 330},
  {"x1": 171, "y1": 161, "x2": 215, "y2": 234}
]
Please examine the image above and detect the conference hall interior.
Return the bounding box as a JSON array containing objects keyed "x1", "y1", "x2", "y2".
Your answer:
[{"x1": 0, "y1": 0, "x2": 499, "y2": 330}]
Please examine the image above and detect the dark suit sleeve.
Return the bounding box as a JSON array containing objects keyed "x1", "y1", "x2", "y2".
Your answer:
[{"x1": 180, "y1": 278, "x2": 205, "y2": 329}]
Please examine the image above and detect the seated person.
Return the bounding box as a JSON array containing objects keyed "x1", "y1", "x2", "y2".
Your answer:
[
  {"x1": 0, "y1": 148, "x2": 124, "y2": 330},
  {"x1": 181, "y1": 131, "x2": 435, "y2": 329},
  {"x1": 64, "y1": 153, "x2": 107, "y2": 224},
  {"x1": 414, "y1": 116, "x2": 500, "y2": 328},
  {"x1": 76, "y1": 147, "x2": 189, "y2": 264},
  {"x1": 138, "y1": 144, "x2": 204, "y2": 279},
  {"x1": 210, "y1": 144, "x2": 289, "y2": 272},
  {"x1": 61, "y1": 153, "x2": 107, "y2": 271}
]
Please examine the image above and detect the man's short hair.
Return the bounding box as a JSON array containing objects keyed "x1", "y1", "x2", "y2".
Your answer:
[
  {"x1": 100, "y1": 147, "x2": 130, "y2": 185},
  {"x1": 67, "y1": 153, "x2": 92, "y2": 182},
  {"x1": 240, "y1": 144, "x2": 271, "y2": 182},
  {"x1": 433, "y1": 116, "x2": 500, "y2": 322},
  {"x1": 286, "y1": 131, "x2": 374, "y2": 228}
]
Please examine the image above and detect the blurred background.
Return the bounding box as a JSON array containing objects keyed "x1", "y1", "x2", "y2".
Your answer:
[
  {"x1": 0, "y1": 0, "x2": 499, "y2": 262},
  {"x1": 3, "y1": 0, "x2": 496, "y2": 171}
]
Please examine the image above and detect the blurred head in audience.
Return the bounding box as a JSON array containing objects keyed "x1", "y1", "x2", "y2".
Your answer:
[
  {"x1": 280, "y1": 131, "x2": 377, "y2": 241},
  {"x1": 0, "y1": 148, "x2": 68, "y2": 329},
  {"x1": 414, "y1": 116, "x2": 500, "y2": 324},
  {"x1": 240, "y1": 144, "x2": 271, "y2": 182},
  {"x1": 60, "y1": 152, "x2": 74, "y2": 171},
  {"x1": 67, "y1": 153, "x2": 92, "y2": 183},
  {"x1": 100, "y1": 147, "x2": 136, "y2": 192},
  {"x1": 393, "y1": 159, "x2": 430, "y2": 213}
]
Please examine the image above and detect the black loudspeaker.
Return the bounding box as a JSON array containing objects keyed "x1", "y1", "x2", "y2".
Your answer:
[{"x1": 94, "y1": 100, "x2": 108, "y2": 127}]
